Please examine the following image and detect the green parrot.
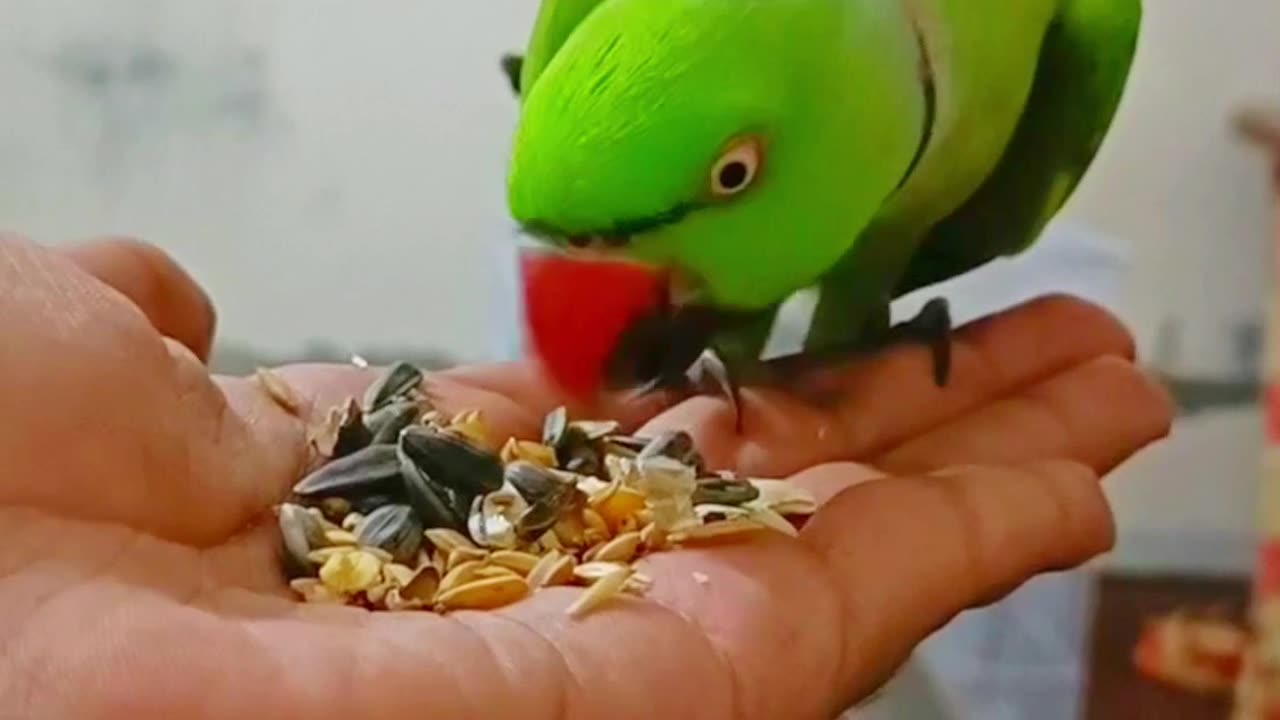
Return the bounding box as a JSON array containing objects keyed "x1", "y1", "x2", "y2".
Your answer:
[{"x1": 503, "y1": 0, "x2": 1143, "y2": 426}]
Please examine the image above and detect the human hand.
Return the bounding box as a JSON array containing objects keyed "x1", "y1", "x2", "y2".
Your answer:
[{"x1": 0, "y1": 235, "x2": 1172, "y2": 719}]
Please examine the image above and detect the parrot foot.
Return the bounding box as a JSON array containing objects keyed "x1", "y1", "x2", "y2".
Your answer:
[
  {"x1": 687, "y1": 349, "x2": 745, "y2": 434},
  {"x1": 621, "y1": 349, "x2": 746, "y2": 434},
  {"x1": 885, "y1": 297, "x2": 953, "y2": 387}
]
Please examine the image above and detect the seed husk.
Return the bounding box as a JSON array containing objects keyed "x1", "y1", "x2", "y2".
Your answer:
[
  {"x1": 291, "y1": 578, "x2": 345, "y2": 604},
  {"x1": 382, "y1": 563, "x2": 416, "y2": 587},
  {"x1": 501, "y1": 439, "x2": 558, "y2": 468},
  {"x1": 318, "y1": 549, "x2": 383, "y2": 595},
  {"x1": 592, "y1": 531, "x2": 642, "y2": 564},
  {"x1": 567, "y1": 565, "x2": 634, "y2": 618},
  {"x1": 435, "y1": 575, "x2": 529, "y2": 612},
  {"x1": 424, "y1": 528, "x2": 477, "y2": 554},
  {"x1": 356, "y1": 504, "x2": 424, "y2": 565},
  {"x1": 447, "y1": 410, "x2": 495, "y2": 452},
  {"x1": 572, "y1": 419, "x2": 620, "y2": 441},
  {"x1": 401, "y1": 565, "x2": 442, "y2": 602},
  {"x1": 527, "y1": 550, "x2": 576, "y2": 589},
  {"x1": 638, "y1": 430, "x2": 698, "y2": 467},
  {"x1": 365, "y1": 400, "x2": 421, "y2": 445},
  {"x1": 256, "y1": 368, "x2": 304, "y2": 415},
  {"x1": 489, "y1": 550, "x2": 542, "y2": 575},
  {"x1": 363, "y1": 362, "x2": 423, "y2": 413},
  {"x1": 505, "y1": 461, "x2": 573, "y2": 506},
  {"x1": 323, "y1": 529, "x2": 359, "y2": 546},
  {"x1": 438, "y1": 560, "x2": 487, "y2": 596},
  {"x1": 446, "y1": 546, "x2": 490, "y2": 572},
  {"x1": 400, "y1": 425, "x2": 504, "y2": 496},
  {"x1": 668, "y1": 518, "x2": 768, "y2": 544},
  {"x1": 293, "y1": 444, "x2": 403, "y2": 499}
]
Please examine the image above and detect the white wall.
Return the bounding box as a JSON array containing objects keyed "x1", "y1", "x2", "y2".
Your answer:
[
  {"x1": 1, "y1": 0, "x2": 1278, "y2": 572},
  {"x1": 0, "y1": 0, "x2": 539, "y2": 363}
]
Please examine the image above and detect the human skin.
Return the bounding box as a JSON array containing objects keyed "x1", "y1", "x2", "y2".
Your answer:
[{"x1": 0, "y1": 235, "x2": 1173, "y2": 719}]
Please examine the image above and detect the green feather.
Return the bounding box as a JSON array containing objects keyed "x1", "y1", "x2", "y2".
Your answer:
[{"x1": 895, "y1": 0, "x2": 1144, "y2": 295}]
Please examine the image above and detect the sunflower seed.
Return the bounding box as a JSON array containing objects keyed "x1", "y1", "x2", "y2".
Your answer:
[
  {"x1": 398, "y1": 445, "x2": 468, "y2": 532},
  {"x1": 435, "y1": 575, "x2": 529, "y2": 612},
  {"x1": 332, "y1": 398, "x2": 374, "y2": 458},
  {"x1": 341, "y1": 512, "x2": 365, "y2": 532},
  {"x1": 351, "y1": 493, "x2": 403, "y2": 515},
  {"x1": 356, "y1": 504, "x2": 424, "y2": 565},
  {"x1": 318, "y1": 497, "x2": 353, "y2": 524},
  {"x1": 400, "y1": 425, "x2": 504, "y2": 496},
  {"x1": 365, "y1": 400, "x2": 421, "y2": 445},
  {"x1": 293, "y1": 444, "x2": 402, "y2": 499},
  {"x1": 542, "y1": 406, "x2": 570, "y2": 448},
  {"x1": 505, "y1": 461, "x2": 574, "y2": 506},
  {"x1": 363, "y1": 362, "x2": 423, "y2": 413},
  {"x1": 278, "y1": 503, "x2": 326, "y2": 578},
  {"x1": 692, "y1": 477, "x2": 761, "y2": 506},
  {"x1": 567, "y1": 565, "x2": 634, "y2": 618}
]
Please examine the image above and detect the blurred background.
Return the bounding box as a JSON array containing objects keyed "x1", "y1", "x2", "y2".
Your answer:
[{"x1": 1, "y1": 1, "x2": 1278, "y2": 717}]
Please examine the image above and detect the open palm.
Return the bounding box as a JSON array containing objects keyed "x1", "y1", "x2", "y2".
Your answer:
[{"x1": 0, "y1": 236, "x2": 1172, "y2": 720}]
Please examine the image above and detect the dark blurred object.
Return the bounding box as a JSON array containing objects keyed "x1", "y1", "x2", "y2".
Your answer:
[
  {"x1": 208, "y1": 340, "x2": 457, "y2": 377},
  {"x1": 1236, "y1": 104, "x2": 1280, "y2": 184},
  {"x1": 1086, "y1": 575, "x2": 1250, "y2": 720}
]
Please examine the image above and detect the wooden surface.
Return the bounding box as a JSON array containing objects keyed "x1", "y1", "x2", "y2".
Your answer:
[{"x1": 1084, "y1": 575, "x2": 1251, "y2": 720}]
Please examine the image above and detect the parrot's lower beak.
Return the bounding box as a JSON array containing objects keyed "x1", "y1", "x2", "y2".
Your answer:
[{"x1": 519, "y1": 248, "x2": 672, "y2": 402}]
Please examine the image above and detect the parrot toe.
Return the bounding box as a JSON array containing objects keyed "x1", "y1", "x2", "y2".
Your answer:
[{"x1": 886, "y1": 297, "x2": 953, "y2": 387}]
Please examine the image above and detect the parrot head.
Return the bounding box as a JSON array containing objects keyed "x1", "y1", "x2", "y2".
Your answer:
[{"x1": 509, "y1": 0, "x2": 926, "y2": 401}]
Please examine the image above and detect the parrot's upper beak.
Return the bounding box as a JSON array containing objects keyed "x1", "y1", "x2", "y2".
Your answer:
[{"x1": 519, "y1": 248, "x2": 672, "y2": 402}]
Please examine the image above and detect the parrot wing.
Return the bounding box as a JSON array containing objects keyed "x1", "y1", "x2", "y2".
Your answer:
[
  {"x1": 508, "y1": 0, "x2": 612, "y2": 99},
  {"x1": 893, "y1": 0, "x2": 1142, "y2": 297}
]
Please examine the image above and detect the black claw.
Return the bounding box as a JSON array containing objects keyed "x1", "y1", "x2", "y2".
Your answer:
[
  {"x1": 689, "y1": 351, "x2": 744, "y2": 434},
  {"x1": 501, "y1": 54, "x2": 523, "y2": 95},
  {"x1": 917, "y1": 298, "x2": 952, "y2": 387}
]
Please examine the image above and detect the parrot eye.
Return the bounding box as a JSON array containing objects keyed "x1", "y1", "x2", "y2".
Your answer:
[{"x1": 710, "y1": 138, "x2": 762, "y2": 198}]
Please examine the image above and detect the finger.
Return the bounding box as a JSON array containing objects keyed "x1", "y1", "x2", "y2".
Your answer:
[
  {"x1": 437, "y1": 361, "x2": 681, "y2": 437},
  {"x1": 798, "y1": 460, "x2": 1115, "y2": 703},
  {"x1": 874, "y1": 357, "x2": 1175, "y2": 476},
  {"x1": 0, "y1": 234, "x2": 256, "y2": 545},
  {"x1": 643, "y1": 295, "x2": 1136, "y2": 476},
  {"x1": 57, "y1": 237, "x2": 217, "y2": 363}
]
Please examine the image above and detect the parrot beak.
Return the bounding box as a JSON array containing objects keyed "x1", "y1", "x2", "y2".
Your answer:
[{"x1": 519, "y1": 248, "x2": 672, "y2": 402}]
